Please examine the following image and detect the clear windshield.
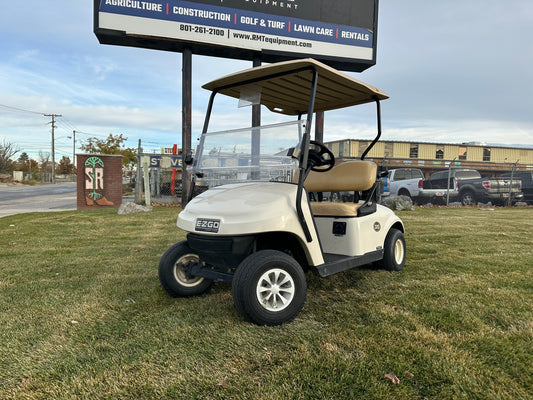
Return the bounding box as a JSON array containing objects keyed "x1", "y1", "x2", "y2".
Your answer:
[{"x1": 193, "y1": 120, "x2": 304, "y2": 188}]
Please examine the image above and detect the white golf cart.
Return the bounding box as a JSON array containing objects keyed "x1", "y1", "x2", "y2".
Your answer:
[{"x1": 159, "y1": 59, "x2": 405, "y2": 326}]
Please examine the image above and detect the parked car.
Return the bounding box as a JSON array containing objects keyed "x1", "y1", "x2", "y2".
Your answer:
[
  {"x1": 418, "y1": 169, "x2": 523, "y2": 205},
  {"x1": 500, "y1": 171, "x2": 533, "y2": 204}
]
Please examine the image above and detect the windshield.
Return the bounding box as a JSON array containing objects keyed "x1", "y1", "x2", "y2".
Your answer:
[{"x1": 193, "y1": 120, "x2": 304, "y2": 188}]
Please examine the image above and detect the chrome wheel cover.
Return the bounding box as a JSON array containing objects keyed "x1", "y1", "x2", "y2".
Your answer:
[{"x1": 256, "y1": 268, "x2": 295, "y2": 312}]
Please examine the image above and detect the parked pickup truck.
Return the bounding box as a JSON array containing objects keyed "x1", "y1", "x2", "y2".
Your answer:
[
  {"x1": 501, "y1": 171, "x2": 533, "y2": 204},
  {"x1": 418, "y1": 169, "x2": 523, "y2": 206},
  {"x1": 382, "y1": 168, "x2": 424, "y2": 199}
]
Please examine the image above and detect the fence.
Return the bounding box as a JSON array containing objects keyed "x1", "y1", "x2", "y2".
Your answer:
[{"x1": 135, "y1": 154, "x2": 184, "y2": 205}]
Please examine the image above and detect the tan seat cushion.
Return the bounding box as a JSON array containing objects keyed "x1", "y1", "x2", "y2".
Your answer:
[
  {"x1": 301, "y1": 161, "x2": 377, "y2": 217},
  {"x1": 304, "y1": 161, "x2": 377, "y2": 193},
  {"x1": 310, "y1": 201, "x2": 362, "y2": 217}
]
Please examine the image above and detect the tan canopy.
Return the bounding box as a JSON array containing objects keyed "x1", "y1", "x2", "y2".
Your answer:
[{"x1": 202, "y1": 58, "x2": 388, "y2": 116}]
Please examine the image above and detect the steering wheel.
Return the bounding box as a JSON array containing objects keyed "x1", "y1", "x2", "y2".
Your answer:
[{"x1": 308, "y1": 140, "x2": 335, "y2": 172}]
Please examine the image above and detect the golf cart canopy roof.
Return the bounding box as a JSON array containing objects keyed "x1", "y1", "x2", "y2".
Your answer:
[{"x1": 202, "y1": 58, "x2": 388, "y2": 116}]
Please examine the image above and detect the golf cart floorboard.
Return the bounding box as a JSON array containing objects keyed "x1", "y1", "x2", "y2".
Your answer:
[{"x1": 316, "y1": 251, "x2": 384, "y2": 277}]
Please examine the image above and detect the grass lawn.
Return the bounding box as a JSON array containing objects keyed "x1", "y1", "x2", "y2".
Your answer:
[{"x1": 0, "y1": 206, "x2": 531, "y2": 399}]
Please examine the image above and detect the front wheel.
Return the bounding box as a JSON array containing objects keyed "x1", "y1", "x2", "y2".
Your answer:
[
  {"x1": 158, "y1": 241, "x2": 213, "y2": 297},
  {"x1": 378, "y1": 228, "x2": 406, "y2": 271},
  {"x1": 232, "y1": 250, "x2": 307, "y2": 326}
]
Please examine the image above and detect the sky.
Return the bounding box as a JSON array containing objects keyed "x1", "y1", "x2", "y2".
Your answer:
[{"x1": 1, "y1": 1, "x2": 533, "y2": 162}]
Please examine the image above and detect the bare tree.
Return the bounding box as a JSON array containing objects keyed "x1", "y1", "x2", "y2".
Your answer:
[
  {"x1": 0, "y1": 140, "x2": 20, "y2": 173},
  {"x1": 38, "y1": 151, "x2": 51, "y2": 171}
]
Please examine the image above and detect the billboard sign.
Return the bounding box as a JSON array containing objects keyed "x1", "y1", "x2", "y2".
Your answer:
[{"x1": 94, "y1": 0, "x2": 378, "y2": 72}]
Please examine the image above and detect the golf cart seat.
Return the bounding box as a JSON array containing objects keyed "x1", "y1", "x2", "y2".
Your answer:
[{"x1": 304, "y1": 161, "x2": 378, "y2": 217}]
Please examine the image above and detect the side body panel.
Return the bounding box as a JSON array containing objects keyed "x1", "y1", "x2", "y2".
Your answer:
[{"x1": 315, "y1": 205, "x2": 403, "y2": 256}]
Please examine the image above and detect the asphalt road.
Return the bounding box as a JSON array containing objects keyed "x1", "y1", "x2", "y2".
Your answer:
[{"x1": 0, "y1": 182, "x2": 77, "y2": 218}]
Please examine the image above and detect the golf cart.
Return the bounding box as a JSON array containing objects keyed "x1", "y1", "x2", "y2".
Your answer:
[{"x1": 159, "y1": 59, "x2": 405, "y2": 326}]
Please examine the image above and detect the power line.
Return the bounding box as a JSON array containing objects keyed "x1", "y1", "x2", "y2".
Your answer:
[
  {"x1": 61, "y1": 117, "x2": 78, "y2": 131},
  {"x1": 0, "y1": 103, "x2": 45, "y2": 115},
  {"x1": 75, "y1": 130, "x2": 110, "y2": 138}
]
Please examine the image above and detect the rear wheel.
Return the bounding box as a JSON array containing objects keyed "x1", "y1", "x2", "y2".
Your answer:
[
  {"x1": 398, "y1": 188, "x2": 411, "y2": 199},
  {"x1": 232, "y1": 250, "x2": 306, "y2": 326},
  {"x1": 158, "y1": 241, "x2": 213, "y2": 297},
  {"x1": 378, "y1": 229, "x2": 406, "y2": 271},
  {"x1": 460, "y1": 190, "x2": 476, "y2": 206}
]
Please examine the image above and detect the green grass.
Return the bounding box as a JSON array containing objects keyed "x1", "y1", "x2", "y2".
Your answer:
[{"x1": 1, "y1": 207, "x2": 532, "y2": 399}]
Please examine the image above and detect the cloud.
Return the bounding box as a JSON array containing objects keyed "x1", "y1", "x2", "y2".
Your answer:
[{"x1": 361, "y1": 0, "x2": 533, "y2": 144}]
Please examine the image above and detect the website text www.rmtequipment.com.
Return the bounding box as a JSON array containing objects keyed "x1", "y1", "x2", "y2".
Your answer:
[{"x1": 232, "y1": 31, "x2": 312, "y2": 48}]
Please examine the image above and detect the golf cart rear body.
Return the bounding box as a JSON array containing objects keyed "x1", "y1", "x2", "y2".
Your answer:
[{"x1": 159, "y1": 59, "x2": 405, "y2": 325}]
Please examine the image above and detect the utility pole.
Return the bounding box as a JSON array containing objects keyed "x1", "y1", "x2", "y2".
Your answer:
[
  {"x1": 44, "y1": 114, "x2": 62, "y2": 184},
  {"x1": 67, "y1": 130, "x2": 76, "y2": 175}
]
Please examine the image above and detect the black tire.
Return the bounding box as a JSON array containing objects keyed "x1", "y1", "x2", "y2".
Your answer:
[
  {"x1": 378, "y1": 228, "x2": 406, "y2": 271},
  {"x1": 460, "y1": 190, "x2": 476, "y2": 206},
  {"x1": 231, "y1": 250, "x2": 307, "y2": 326},
  {"x1": 158, "y1": 241, "x2": 213, "y2": 297},
  {"x1": 398, "y1": 189, "x2": 411, "y2": 199}
]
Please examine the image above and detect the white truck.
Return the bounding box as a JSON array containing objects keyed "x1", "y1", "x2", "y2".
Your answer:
[{"x1": 382, "y1": 168, "x2": 424, "y2": 200}]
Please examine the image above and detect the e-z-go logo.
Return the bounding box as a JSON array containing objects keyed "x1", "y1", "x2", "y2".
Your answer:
[{"x1": 195, "y1": 218, "x2": 221, "y2": 233}]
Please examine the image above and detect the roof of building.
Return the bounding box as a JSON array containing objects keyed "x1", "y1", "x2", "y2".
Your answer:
[{"x1": 326, "y1": 138, "x2": 533, "y2": 151}]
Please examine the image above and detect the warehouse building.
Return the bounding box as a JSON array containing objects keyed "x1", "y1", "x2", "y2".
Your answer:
[{"x1": 325, "y1": 139, "x2": 533, "y2": 177}]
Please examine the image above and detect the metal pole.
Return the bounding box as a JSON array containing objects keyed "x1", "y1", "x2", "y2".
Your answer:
[
  {"x1": 315, "y1": 112, "x2": 324, "y2": 143},
  {"x1": 252, "y1": 54, "x2": 261, "y2": 127},
  {"x1": 52, "y1": 126, "x2": 55, "y2": 184},
  {"x1": 135, "y1": 139, "x2": 142, "y2": 203},
  {"x1": 72, "y1": 130, "x2": 76, "y2": 170},
  {"x1": 251, "y1": 55, "x2": 261, "y2": 179},
  {"x1": 507, "y1": 159, "x2": 519, "y2": 206},
  {"x1": 446, "y1": 157, "x2": 456, "y2": 206},
  {"x1": 181, "y1": 48, "x2": 192, "y2": 207}
]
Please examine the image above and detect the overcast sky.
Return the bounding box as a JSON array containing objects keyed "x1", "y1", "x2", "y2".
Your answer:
[{"x1": 1, "y1": 1, "x2": 532, "y2": 161}]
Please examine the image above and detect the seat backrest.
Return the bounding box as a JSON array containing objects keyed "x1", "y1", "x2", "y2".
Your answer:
[{"x1": 304, "y1": 161, "x2": 377, "y2": 193}]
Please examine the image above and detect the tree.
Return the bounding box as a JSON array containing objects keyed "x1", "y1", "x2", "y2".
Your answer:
[
  {"x1": 0, "y1": 140, "x2": 20, "y2": 173},
  {"x1": 16, "y1": 152, "x2": 30, "y2": 172},
  {"x1": 38, "y1": 151, "x2": 52, "y2": 179},
  {"x1": 58, "y1": 156, "x2": 74, "y2": 174},
  {"x1": 80, "y1": 134, "x2": 136, "y2": 167},
  {"x1": 18, "y1": 152, "x2": 29, "y2": 163}
]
